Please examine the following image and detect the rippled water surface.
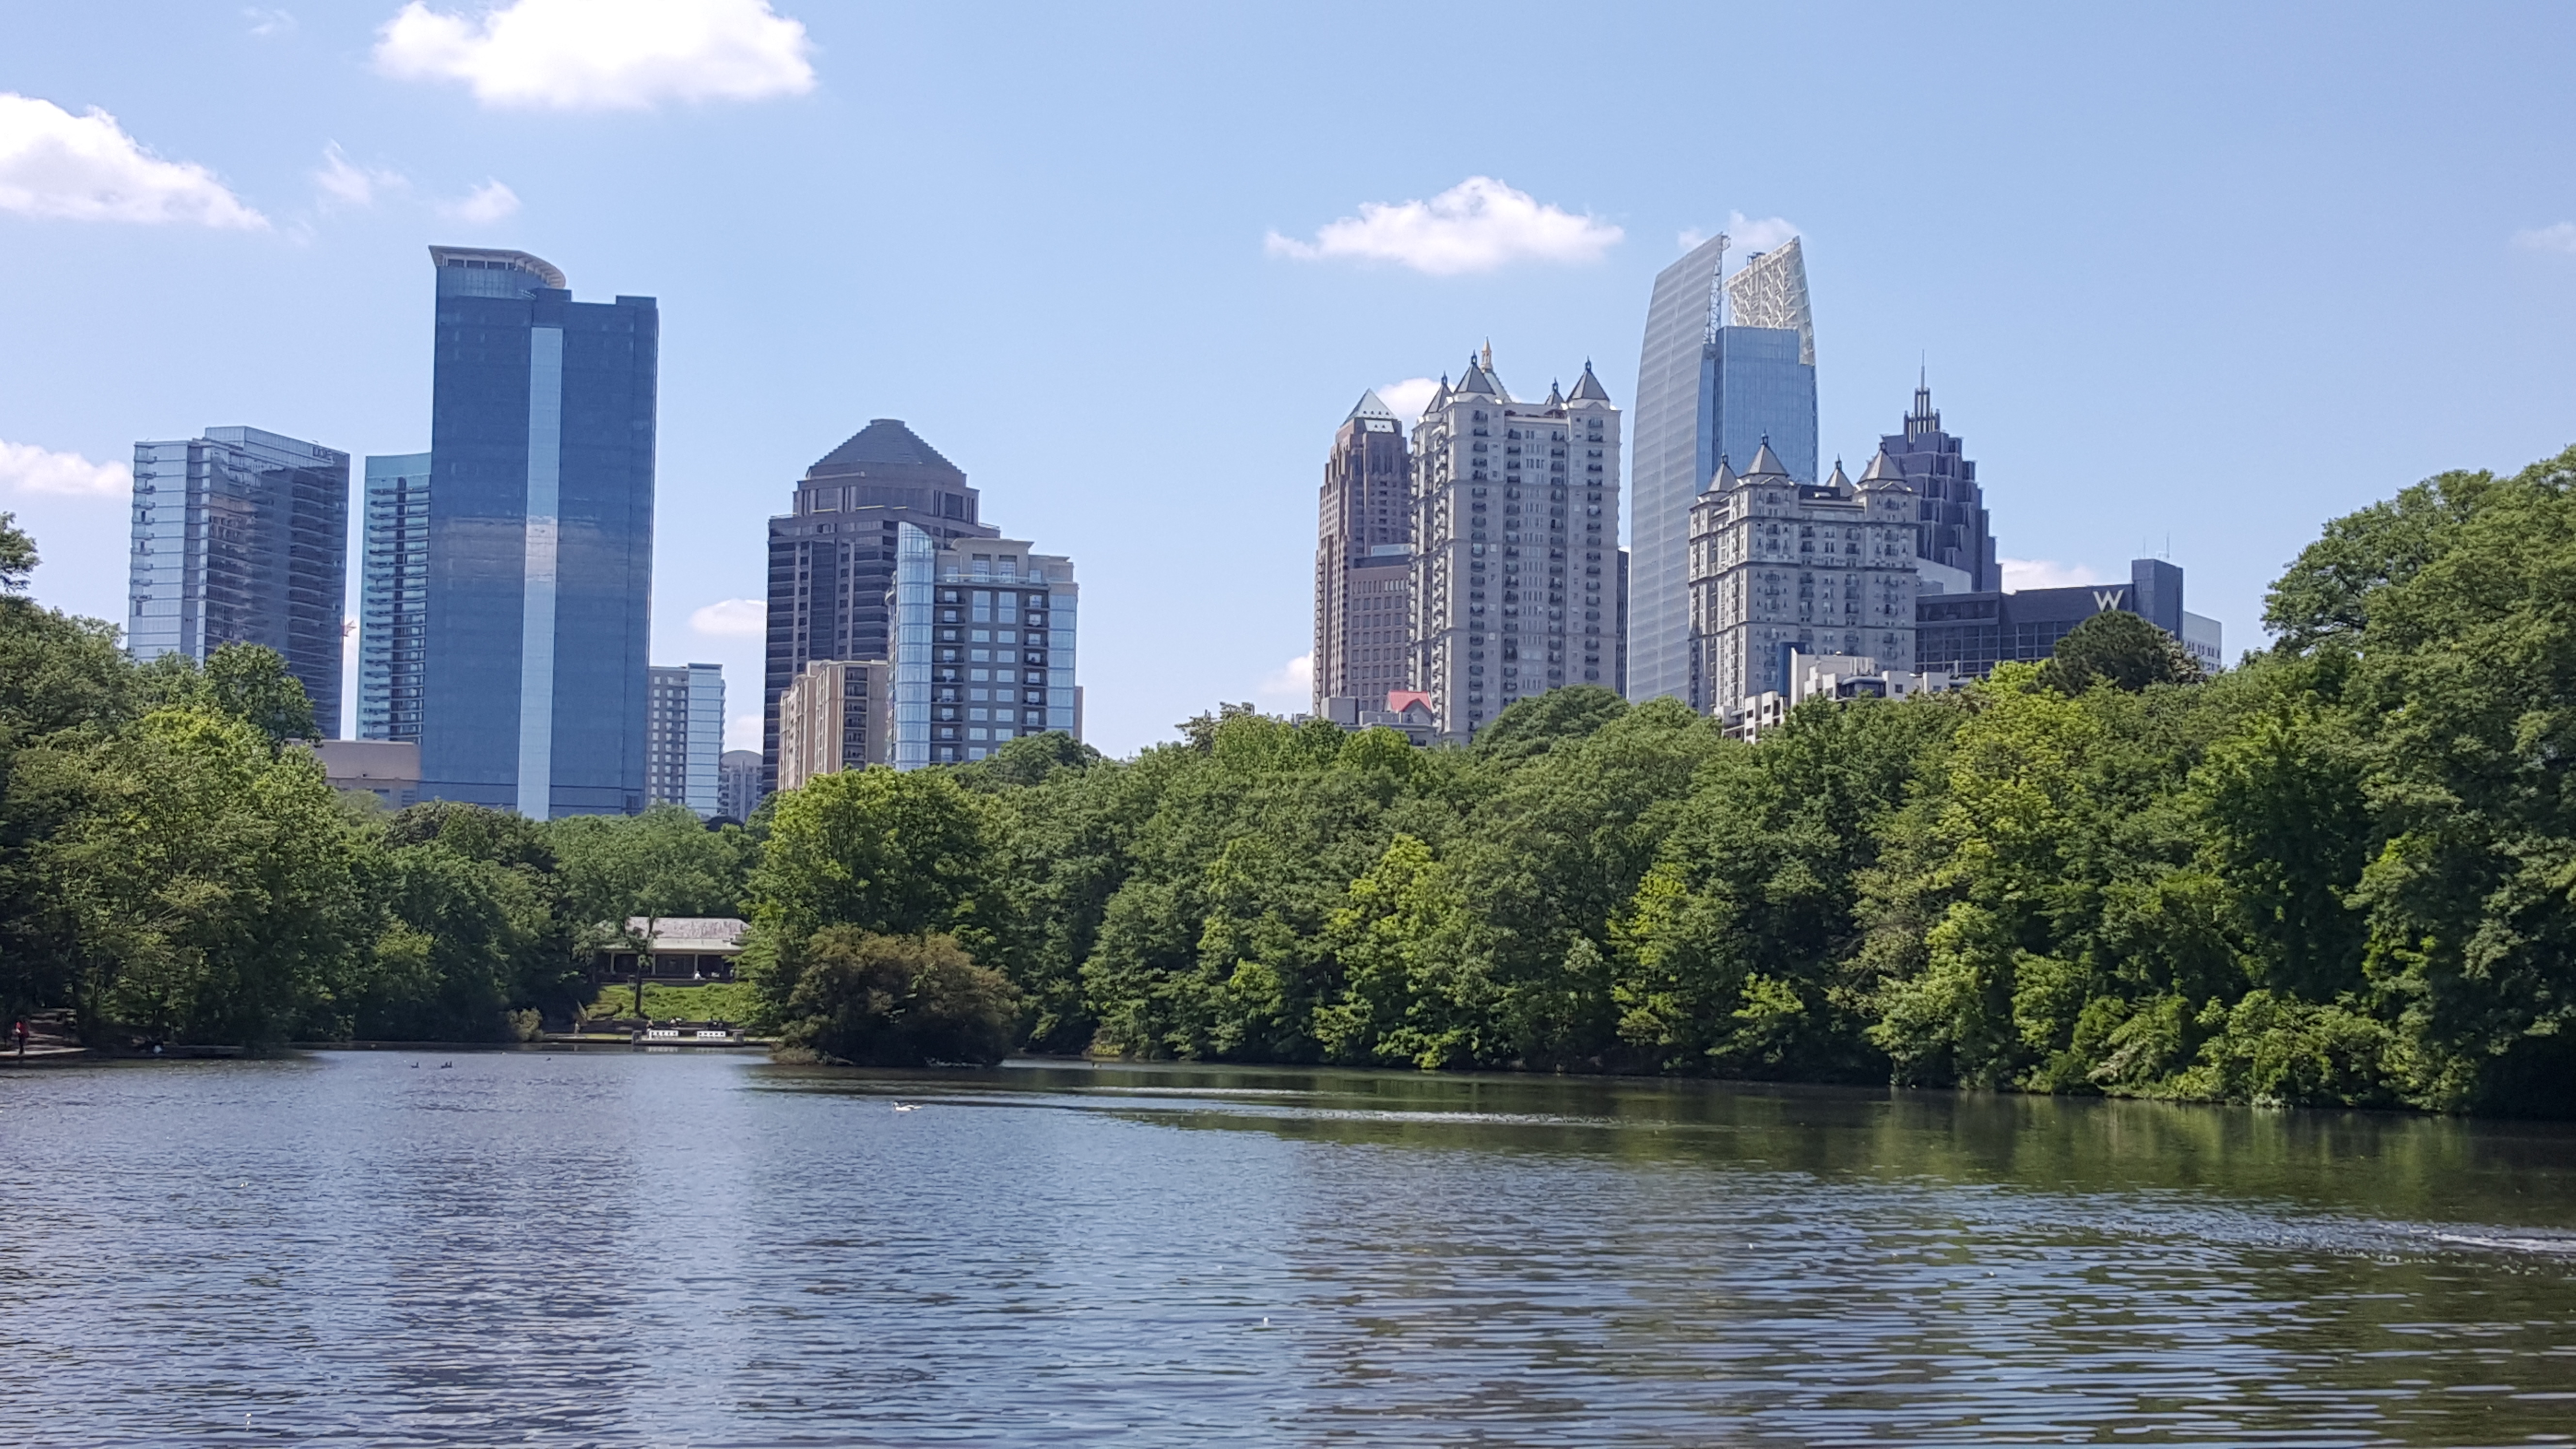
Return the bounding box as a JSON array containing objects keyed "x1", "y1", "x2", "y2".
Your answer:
[{"x1": 5, "y1": 1053, "x2": 2576, "y2": 1446}]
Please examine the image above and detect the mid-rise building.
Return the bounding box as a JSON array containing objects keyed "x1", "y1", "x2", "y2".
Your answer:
[
  {"x1": 1688, "y1": 444, "x2": 1922, "y2": 714},
  {"x1": 1314, "y1": 390, "x2": 1415, "y2": 712},
  {"x1": 717, "y1": 749, "x2": 763, "y2": 822},
  {"x1": 356, "y1": 451, "x2": 432, "y2": 743},
  {"x1": 1408, "y1": 348, "x2": 1624, "y2": 741},
  {"x1": 1318, "y1": 690, "x2": 1441, "y2": 746},
  {"x1": 1916, "y1": 558, "x2": 2222, "y2": 677},
  {"x1": 646, "y1": 663, "x2": 723, "y2": 816},
  {"x1": 1726, "y1": 651, "x2": 1960, "y2": 740},
  {"x1": 1879, "y1": 382, "x2": 1997, "y2": 594},
  {"x1": 414, "y1": 245, "x2": 657, "y2": 819},
  {"x1": 889, "y1": 525, "x2": 1079, "y2": 767},
  {"x1": 1629, "y1": 233, "x2": 1820, "y2": 703},
  {"x1": 764, "y1": 420, "x2": 998, "y2": 791},
  {"x1": 776, "y1": 658, "x2": 890, "y2": 790},
  {"x1": 127, "y1": 427, "x2": 349, "y2": 731}
]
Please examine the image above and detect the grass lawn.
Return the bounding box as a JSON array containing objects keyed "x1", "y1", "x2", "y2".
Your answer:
[{"x1": 586, "y1": 980, "x2": 761, "y2": 1024}]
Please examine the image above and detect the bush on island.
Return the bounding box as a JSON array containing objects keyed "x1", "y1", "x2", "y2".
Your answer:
[{"x1": 782, "y1": 928, "x2": 1018, "y2": 1066}]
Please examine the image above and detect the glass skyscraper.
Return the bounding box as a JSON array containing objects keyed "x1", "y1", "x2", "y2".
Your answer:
[
  {"x1": 357, "y1": 451, "x2": 430, "y2": 742},
  {"x1": 646, "y1": 663, "x2": 723, "y2": 816},
  {"x1": 416, "y1": 246, "x2": 657, "y2": 819},
  {"x1": 1628, "y1": 234, "x2": 1819, "y2": 702},
  {"x1": 1878, "y1": 383, "x2": 1998, "y2": 593},
  {"x1": 127, "y1": 426, "x2": 349, "y2": 731}
]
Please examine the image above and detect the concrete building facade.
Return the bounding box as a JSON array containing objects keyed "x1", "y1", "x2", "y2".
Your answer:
[
  {"x1": 717, "y1": 749, "x2": 763, "y2": 822},
  {"x1": 776, "y1": 658, "x2": 891, "y2": 791},
  {"x1": 1687, "y1": 443, "x2": 1923, "y2": 714},
  {"x1": 1313, "y1": 389, "x2": 1415, "y2": 713},
  {"x1": 1408, "y1": 347, "x2": 1624, "y2": 741}
]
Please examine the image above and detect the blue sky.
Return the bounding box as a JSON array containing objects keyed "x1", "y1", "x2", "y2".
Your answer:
[{"x1": 4, "y1": 1, "x2": 2574, "y2": 756}]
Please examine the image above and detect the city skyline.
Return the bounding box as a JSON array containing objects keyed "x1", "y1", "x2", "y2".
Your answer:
[{"x1": 7, "y1": 5, "x2": 2576, "y2": 755}]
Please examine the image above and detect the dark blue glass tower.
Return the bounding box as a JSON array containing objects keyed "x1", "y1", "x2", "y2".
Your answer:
[{"x1": 420, "y1": 246, "x2": 657, "y2": 819}]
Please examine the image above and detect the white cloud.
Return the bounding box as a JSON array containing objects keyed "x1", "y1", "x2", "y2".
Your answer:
[
  {"x1": 2512, "y1": 222, "x2": 2576, "y2": 254},
  {"x1": 1266, "y1": 176, "x2": 1622, "y2": 276},
  {"x1": 0, "y1": 94, "x2": 266, "y2": 228},
  {"x1": 375, "y1": 0, "x2": 817, "y2": 111},
  {"x1": 691, "y1": 597, "x2": 766, "y2": 636},
  {"x1": 1375, "y1": 377, "x2": 1440, "y2": 425},
  {"x1": 726, "y1": 711, "x2": 762, "y2": 752},
  {"x1": 1680, "y1": 210, "x2": 1800, "y2": 256},
  {"x1": 2000, "y1": 557, "x2": 2109, "y2": 591},
  {"x1": 314, "y1": 143, "x2": 406, "y2": 208},
  {"x1": 245, "y1": 7, "x2": 297, "y2": 36},
  {"x1": 0, "y1": 439, "x2": 130, "y2": 498},
  {"x1": 442, "y1": 179, "x2": 520, "y2": 223},
  {"x1": 1256, "y1": 653, "x2": 1313, "y2": 705}
]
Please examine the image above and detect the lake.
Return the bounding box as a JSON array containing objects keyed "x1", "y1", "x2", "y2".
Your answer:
[{"x1": 3, "y1": 1051, "x2": 2573, "y2": 1446}]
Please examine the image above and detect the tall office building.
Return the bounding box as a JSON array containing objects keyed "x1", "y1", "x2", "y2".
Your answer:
[
  {"x1": 1629, "y1": 232, "x2": 1819, "y2": 702},
  {"x1": 416, "y1": 245, "x2": 657, "y2": 819},
  {"x1": 357, "y1": 451, "x2": 430, "y2": 742},
  {"x1": 1687, "y1": 444, "x2": 1922, "y2": 715},
  {"x1": 1409, "y1": 348, "x2": 1623, "y2": 740},
  {"x1": 646, "y1": 663, "x2": 723, "y2": 816},
  {"x1": 127, "y1": 427, "x2": 349, "y2": 730},
  {"x1": 888, "y1": 526, "x2": 1079, "y2": 768},
  {"x1": 764, "y1": 420, "x2": 997, "y2": 790},
  {"x1": 776, "y1": 658, "x2": 891, "y2": 790},
  {"x1": 717, "y1": 749, "x2": 763, "y2": 822},
  {"x1": 1313, "y1": 389, "x2": 1415, "y2": 713},
  {"x1": 1879, "y1": 382, "x2": 1997, "y2": 593}
]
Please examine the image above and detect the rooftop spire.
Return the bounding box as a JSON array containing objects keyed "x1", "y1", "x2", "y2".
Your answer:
[
  {"x1": 1906, "y1": 371, "x2": 1940, "y2": 441},
  {"x1": 1745, "y1": 435, "x2": 1789, "y2": 479}
]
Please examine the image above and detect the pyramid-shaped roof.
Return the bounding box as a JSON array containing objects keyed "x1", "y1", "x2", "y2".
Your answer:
[
  {"x1": 1707, "y1": 455, "x2": 1739, "y2": 493},
  {"x1": 1859, "y1": 447, "x2": 1908, "y2": 488},
  {"x1": 1745, "y1": 437, "x2": 1789, "y2": 478},
  {"x1": 1824, "y1": 458, "x2": 1852, "y2": 491},
  {"x1": 1346, "y1": 390, "x2": 1398, "y2": 424},
  {"x1": 1568, "y1": 360, "x2": 1612, "y2": 402},
  {"x1": 1452, "y1": 356, "x2": 1498, "y2": 396},
  {"x1": 809, "y1": 419, "x2": 963, "y2": 479}
]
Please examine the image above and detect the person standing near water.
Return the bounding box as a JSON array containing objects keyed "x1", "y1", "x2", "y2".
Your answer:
[{"x1": 12, "y1": 1019, "x2": 26, "y2": 1058}]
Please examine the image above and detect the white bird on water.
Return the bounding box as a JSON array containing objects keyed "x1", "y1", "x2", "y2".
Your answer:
[{"x1": 892, "y1": 1102, "x2": 919, "y2": 1113}]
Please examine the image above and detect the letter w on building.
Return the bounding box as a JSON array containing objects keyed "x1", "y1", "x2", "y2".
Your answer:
[{"x1": 2093, "y1": 589, "x2": 2126, "y2": 611}]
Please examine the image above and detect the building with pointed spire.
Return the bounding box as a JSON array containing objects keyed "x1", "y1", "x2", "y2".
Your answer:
[
  {"x1": 1409, "y1": 349, "x2": 1625, "y2": 739},
  {"x1": 1313, "y1": 389, "x2": 1415, "y2": 713},
  {"x1": 1686, "y1": 437, "x2": 1922, "y2": 715},
  {"x1": 1629, "y1": 232, "x2": 1821, "y2": 706},
  {"x1": 1879, "y1": 379, "x2": 1997, "y2": 593}
]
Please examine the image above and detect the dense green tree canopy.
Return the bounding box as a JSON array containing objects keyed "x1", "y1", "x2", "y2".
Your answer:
[{"x1": 10, "y1": 443, "x2": 2576, "y2": 1115}]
